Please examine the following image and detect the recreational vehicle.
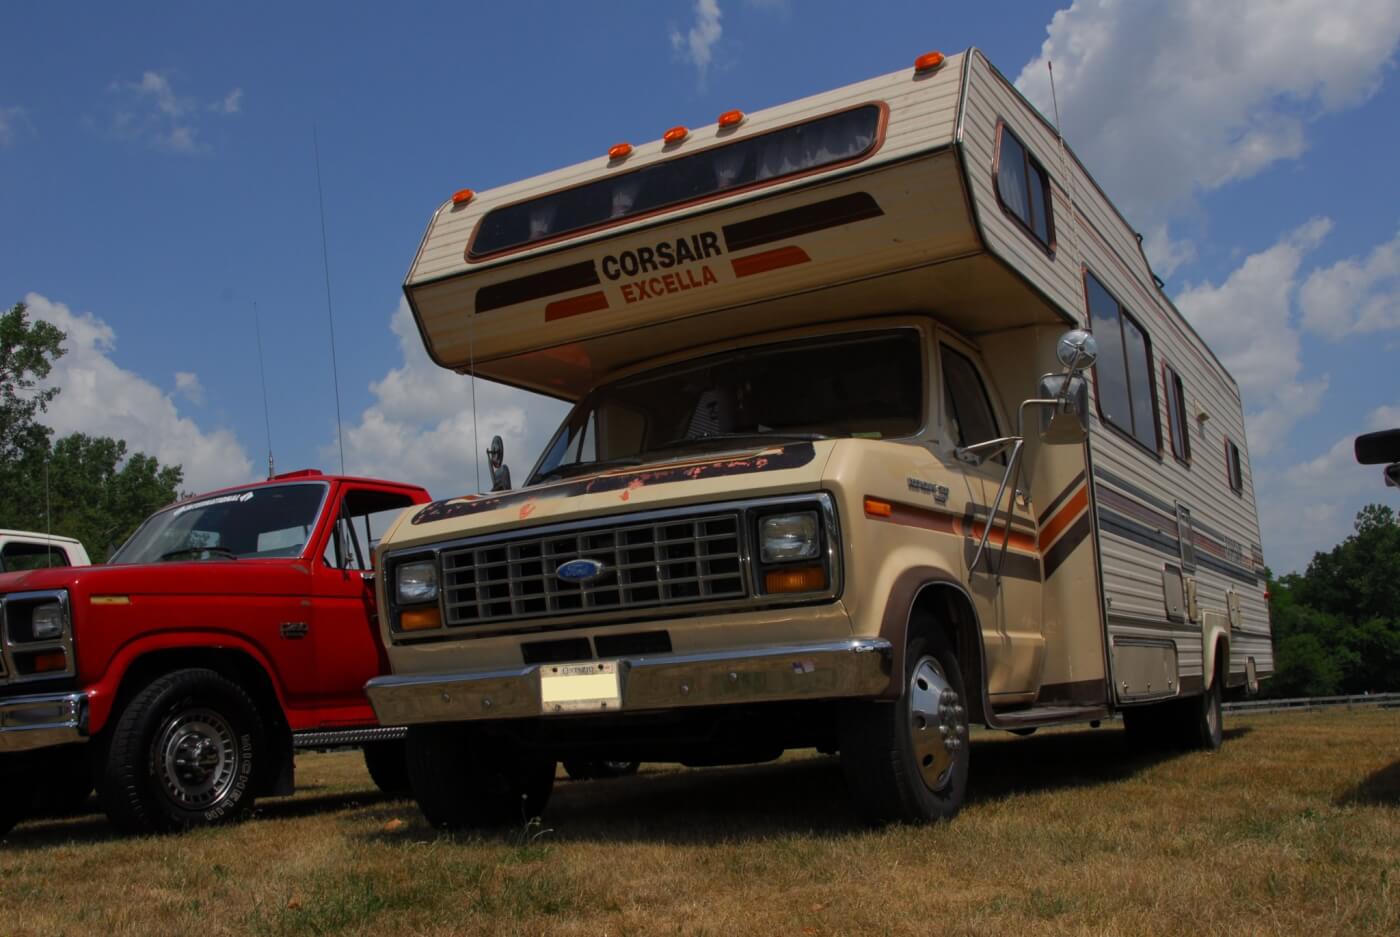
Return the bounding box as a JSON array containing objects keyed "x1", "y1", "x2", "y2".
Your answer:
[{"x1": 366, "y1": 48, "x2": 1273, "y2": 826}]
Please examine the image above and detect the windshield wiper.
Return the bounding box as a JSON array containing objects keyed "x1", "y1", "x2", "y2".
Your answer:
[
  {"x1": 159, "y1": 546, "x2": 239, "y2": 562},
  {"x1": 531, "y1": 456, "x2": 645, "y2": 485}
]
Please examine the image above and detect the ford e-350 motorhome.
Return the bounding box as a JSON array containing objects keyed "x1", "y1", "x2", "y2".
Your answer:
[{"x1": 366, "y1": 48, "x2": 1273, "y2": 827}]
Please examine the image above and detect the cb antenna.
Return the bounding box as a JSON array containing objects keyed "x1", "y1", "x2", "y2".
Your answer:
[
  {"x1": 252, "y1": 301, "x2": 275, "y2": 478},
  {"x1": 313, "y1": 123, "x2": 347, "y2": 474},
  {"x1": 1047, "y1": 60, "x2": 1084, "y2": 297}
]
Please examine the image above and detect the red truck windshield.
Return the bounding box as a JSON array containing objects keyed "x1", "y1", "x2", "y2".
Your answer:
[{"x1": 110, "y1": 482, "x2": 329, "y2": 564}]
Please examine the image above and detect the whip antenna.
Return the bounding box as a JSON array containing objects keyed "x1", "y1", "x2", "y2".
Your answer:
[
  {"x1": 468, "y1": 317, "x2": 482, "y2": 493},
  {"x1": 1047, "y1": 60, "x2": 1084, "y2": 296},
  {"x1": 313, "y1": 124, "x2": 347, "y2": 474},
  {"x1": 252, "y1": 301, "x2": 275, "y2": 478}
]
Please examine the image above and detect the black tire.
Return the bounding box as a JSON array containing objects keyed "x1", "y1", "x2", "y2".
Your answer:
[
  {"x1": 100, "y1": 668, "x2": 265, "y2": 834},
  {"x1": 1009, "y1": 728, "x2": 1038, "y2": 737},
  {"x1": 562, "y1": 759, "x2": 640, "y2": 780},
  {"x1": 363, "y1": 740, "x2": 411, "y2": 796},
  {"x1": 1180, "y1": 673, "x2": 1224, "y2": 751},
  {"x1": 0, "y1": 775, "x2": 33, "y2": 836},
  {"x1": 838, "y1": 629, "x2": 970, "y2": 825},
  {"x1": 32, "y1": 746, "x2": 96, "y2": 817},
  {"x1": 406, "y1": 724, "x2": 555, "y2": 829}
]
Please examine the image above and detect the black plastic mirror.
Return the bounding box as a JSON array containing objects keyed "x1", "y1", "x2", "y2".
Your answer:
[
  {"x1": 1354, "y1": 428, "x2": 1400, "y2": 465},
  {"x1": 487, "y1": 435, "x2": 512, "y2": 492}
]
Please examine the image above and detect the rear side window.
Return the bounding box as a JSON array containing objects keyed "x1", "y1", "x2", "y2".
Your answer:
[
  {"x1": 0, "y1": 542, "x2": 71, "y2": 572},
  {"x1": 1087, "y1": 271, "x2": 1159, "y2": 454},
  {"x1": 942, "y1": 345, "x2": 1003, "y2": 463},
  {"x1": 996, "y1": 123, "x2": 1054, "y2": 249},
  {"x1": 1164, "y1": 364, "x2": 1191, "y2": 464},
  {"x1": 1226, "y1": 439, "x2": 1244, "y2": 494}
]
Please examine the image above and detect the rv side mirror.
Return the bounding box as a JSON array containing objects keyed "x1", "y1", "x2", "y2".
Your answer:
[
  {"x1": 1056, "y1": 329, "x2": 1098, "y2": 373},
  {"x1": 1354, "y1": 428, "x2": 1400, "y2": 489},
  {"x1": 1037, "y1": 373, "x2": 1090, "y2": 444},
  {"x1": 487, "y1": 435, "x2": 512, "y2": 492}
]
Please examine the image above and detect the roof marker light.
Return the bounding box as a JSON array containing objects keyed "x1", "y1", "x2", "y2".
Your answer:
[
  {"x1": 717, "y1": 109, "x2": 745, "y2": 129},
  {"x1": 663, "y1": 125, "x2": 689, "y2": 144},
  {"x1": 608, "y1": 142, "x2": 633, "y2": 160},
  {"x1": 914, "y1": 51, "x2": 945, "y2": 73},
  {"x1": 451, "y1": 189, "x2": 475, "y2": 206}
]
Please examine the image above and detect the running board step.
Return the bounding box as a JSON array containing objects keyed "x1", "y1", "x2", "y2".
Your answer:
[
  {"x1": 989, "y1": 705, "x2": 1109, "y2": 729},
  {"x1": 292, "y1": 726, "x2": 407, "y2": 749}
]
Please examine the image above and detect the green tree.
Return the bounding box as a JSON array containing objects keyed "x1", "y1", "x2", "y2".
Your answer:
[{"x1": 0, "y1": 301, "x2": 63, "y2": 466}]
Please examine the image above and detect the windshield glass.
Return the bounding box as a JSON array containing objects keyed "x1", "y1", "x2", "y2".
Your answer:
[
  {"x1": 528, "y1": 329, "x2": 924, "y2": 484},
  {"x1": 110, "y1": 482, "x2": 329, "y2": 564}
]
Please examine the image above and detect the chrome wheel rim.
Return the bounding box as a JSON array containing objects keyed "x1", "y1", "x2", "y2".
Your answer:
[
  {"x1": 908, "y1": 656, "x2": 966, "y2": 792},
  {"x1": 1205, "y1": 685, "x2": 1220, "y2": 736},
  {"x1": 156, "y1": 708, "x2": 238, "y2": 809}
]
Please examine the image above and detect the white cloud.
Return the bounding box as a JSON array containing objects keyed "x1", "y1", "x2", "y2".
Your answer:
[
  {"x1": 25, "y1": 293, "x2": 252, "y2": 492},
  {"x1": 670, "y1": 0, "x2": 723, "y2": 85},
  {"x1": 0, "y1": 105, "x2": 26, "y2": 146},
  {"x1": 1299, "y1": 227, "x2": 1400, "y2": 337},
  {"x1": 1175, "y1": 218, "x2": 1332, "y2": 455},
  {"x1": 1141, "y1": 224, "x2": 1196, "y2": 280},
  {"x1": 174, "y1": 371, "x2": 204, "y2": 405},
  {"x1": 335, "y1": 299, "x2": 569, "y2": 499},
  {"x1": 106, "y1": 71, "x2": 241, "y2": 153},
  {"x1": 1015, "y1": 0, "x2": 1400, "y2": 268}
]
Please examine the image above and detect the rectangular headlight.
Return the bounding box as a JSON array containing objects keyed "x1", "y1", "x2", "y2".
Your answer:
[
  {"x1": 30, "y1": 602, "x2": 68, "y2": 641},
  {"x1": 395, "y1": 559, "x2": 438, "y2": 605},
  {"x1": 760, "y1": 512, "x2": 820, "y2": 563}
]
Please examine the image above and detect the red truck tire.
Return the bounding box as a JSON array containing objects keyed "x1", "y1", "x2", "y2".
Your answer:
[{"x1": 101, "y1": 668, "x2": 266, "y2": 833}]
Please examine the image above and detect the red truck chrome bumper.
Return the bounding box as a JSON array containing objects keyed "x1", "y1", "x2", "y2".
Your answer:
[
  {"x1": 0, "y1": 691, "x2": 88, "y2": 753},
  {"x1": 366, "y1": 638, "x2": 894, "y2": 726}
]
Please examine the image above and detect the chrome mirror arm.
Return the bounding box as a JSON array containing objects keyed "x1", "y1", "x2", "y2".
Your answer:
[{"x1": 968, "y1": 437, "x2": 1025, "y2": 578}]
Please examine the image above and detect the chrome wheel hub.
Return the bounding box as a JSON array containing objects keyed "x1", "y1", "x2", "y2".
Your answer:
[
  {"x1": 908, "y1": 656, "x2": 966, "y2": 792},
  {"x1": 156, "y1": 708, "x2": 238, "y2": 809}
]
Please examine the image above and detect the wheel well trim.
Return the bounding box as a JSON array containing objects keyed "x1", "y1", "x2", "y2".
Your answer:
[
  {"x1": 878, "y1": 566, "x2": 990, "y2": 724},
  {"x1": 1203, "y1": 627, "x2": 1229, "y2": 692}
]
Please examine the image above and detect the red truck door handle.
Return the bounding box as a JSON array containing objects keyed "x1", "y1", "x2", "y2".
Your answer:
[{"x1": 280, "y1": 621, "x2": 310, "y2": 640}]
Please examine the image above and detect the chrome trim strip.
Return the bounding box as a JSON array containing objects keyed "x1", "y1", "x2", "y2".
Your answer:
[
  {"x1": 366, "y1": 637, "x2": 894, "y2": 725},
  {"x1": 0, "y1": 690, "x2": 88, "y2": 753}
]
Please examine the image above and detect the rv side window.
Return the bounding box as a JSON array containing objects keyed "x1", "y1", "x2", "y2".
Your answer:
[
  {"x1": 1086, "y1": 271, "x2": 1160, "y2": 454},
  {"x1": 995, "y1": 123, "x2": 1054, "y2": 249},
  {"x1": 1164, "y1": 364, "x2": 1191, "y2": 464},
  {"x1": 1226, "y1": 439, "x2": 1244, "y2": 494},
  {"x1": 941, "y1": 345, "x2": 1004, "y2": 465}
]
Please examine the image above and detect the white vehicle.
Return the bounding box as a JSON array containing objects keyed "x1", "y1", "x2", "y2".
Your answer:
[{"x1": 0, "y1": 531, "x2": 91, "y2": 573}]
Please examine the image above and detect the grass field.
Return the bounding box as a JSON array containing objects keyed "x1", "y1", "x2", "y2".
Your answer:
[{"x1": 2, "y1": 709, "x2": 1396, "y2": 936}]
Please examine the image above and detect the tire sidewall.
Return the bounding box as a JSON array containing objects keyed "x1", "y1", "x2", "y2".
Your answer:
[{"x1": 897, "y1": 632, "x2": 971, "y2": 818}]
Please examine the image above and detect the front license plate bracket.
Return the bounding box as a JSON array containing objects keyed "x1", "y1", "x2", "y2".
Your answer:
[{"x1": 539, "y1": 660, "x2": 622, "y2": 714}]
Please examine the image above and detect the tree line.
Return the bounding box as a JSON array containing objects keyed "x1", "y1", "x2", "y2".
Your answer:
[{"x1": 0, "y1": 301, "x2": 182, "y2": 559}]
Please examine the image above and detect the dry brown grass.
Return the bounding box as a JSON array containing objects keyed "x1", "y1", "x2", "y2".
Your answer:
[{"x1": 2, "y1": 709, "x2": 1396, "y2": 936}]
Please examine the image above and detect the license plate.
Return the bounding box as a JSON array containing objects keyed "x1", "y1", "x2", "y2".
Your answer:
[{"x1": 539, "y1": 660, "x2": 622, "y2": 714}]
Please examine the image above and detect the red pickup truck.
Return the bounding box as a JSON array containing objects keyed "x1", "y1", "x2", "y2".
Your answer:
[{"x1": 0, "y1": 470, "x2": 430, "y2": 835}]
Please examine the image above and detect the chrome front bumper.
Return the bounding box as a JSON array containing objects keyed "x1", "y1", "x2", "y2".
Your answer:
[
  {"x1": 367, "y1": 638, "x2": 895, "y2": 726},
  {"x1": 0, "y1": 691, "x2": 88, "y2": 753}
]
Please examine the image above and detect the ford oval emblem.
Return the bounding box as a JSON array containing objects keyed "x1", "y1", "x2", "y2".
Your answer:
[{"x1": 556, "y1": 558, "x2": 606, "y2": 583}]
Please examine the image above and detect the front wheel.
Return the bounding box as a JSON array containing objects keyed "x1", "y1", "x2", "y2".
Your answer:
[
  {"x1": 406, "y1": 725, "x2": 555, "y2": 829},
  {"x1": 101, "y1": 668, "x2": 264, "y2": 833},
  {"x1": 363, "y1": 740, "x2": 411, "y2": 796},
  {"x1": 838, "y1": 630, "x2": 970, "y2": 824}
]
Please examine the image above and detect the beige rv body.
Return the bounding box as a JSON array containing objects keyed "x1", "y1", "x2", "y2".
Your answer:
[{"x1": 370, "y1": 50, "x2": 1271, "y2": 769}]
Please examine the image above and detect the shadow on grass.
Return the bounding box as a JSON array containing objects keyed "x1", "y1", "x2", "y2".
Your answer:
[
  {"x1": 368, "y1": 724, "x2": 1245, "y2": 845},
  {"x1": 1335, "y1": 759, "x2": 1400, "y2": 807}
]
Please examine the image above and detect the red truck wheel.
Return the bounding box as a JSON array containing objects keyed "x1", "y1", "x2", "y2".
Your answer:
[{"x1": 101, "y1": 668, "x2": 265, "y2": 833}]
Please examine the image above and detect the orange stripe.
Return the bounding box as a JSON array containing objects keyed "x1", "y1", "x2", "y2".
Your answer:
[
  {"x1": 544, "y1": 290, "x2": 609, "y2": 322},
  {"x1": 1037, "y1": 486, "x2": 1089, "y2": 551},
  {"x1": 731, "y1": 246, "x2": 811, "y2": 278},
  {"x1": 870, "y1": 497, "x2": 1038, "y2": 554}
]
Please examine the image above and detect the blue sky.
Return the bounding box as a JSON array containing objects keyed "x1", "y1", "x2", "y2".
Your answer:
[{"x1": 2, "y1": 0, "x2": 1397, "y2": 573}]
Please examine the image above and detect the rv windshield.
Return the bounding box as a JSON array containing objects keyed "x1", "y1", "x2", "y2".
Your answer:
[
  {"x1": 528, "y1": 330, "x2": 923, "y2": 484},
  {"x1": 110, "y1": 482, "x2": 329, "y2": 564}
]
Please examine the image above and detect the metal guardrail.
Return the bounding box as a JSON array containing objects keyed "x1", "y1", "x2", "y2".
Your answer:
[{"x1": 1225, "y1": 693, "x2": 1400, "y2": 715}]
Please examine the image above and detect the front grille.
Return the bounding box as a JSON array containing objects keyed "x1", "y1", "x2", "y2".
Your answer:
[{"x1": 440, "y1": 512, "x2": 747, "y2": 628}]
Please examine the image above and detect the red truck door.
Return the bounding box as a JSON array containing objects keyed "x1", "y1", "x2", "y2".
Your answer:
[{"x1": 307, "y1": 485, "x2": 423, "y2": 728}]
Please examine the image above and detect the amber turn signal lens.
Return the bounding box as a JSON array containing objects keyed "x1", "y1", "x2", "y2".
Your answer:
[
  {"x1": 914, "y1": 51, "x2": 945, "y2": 72},
  {"x1": 864, "y1": 497, "x2": 893, "y2": 518},
  {"x1": 399, "y1": 607, "x2": 442, "y2": 631},
  {"x1": 29, "y1": 650, "x2": 68, "y2": 674},
  {"x1": 608, "y1": 142, "x2": 633, "y2": 160},
  {"x1": 451, "y1": 188, "x2": 475, "y2": 206},
  {"x1": 663, "y1": 125, "x2": 689, "y2": 144},
  {"x1": 717, "y1": 109, "x2": 745, "y2": 128},
  {"x1": 765, "y1": 566, "x2": 826, "y2": 594}
]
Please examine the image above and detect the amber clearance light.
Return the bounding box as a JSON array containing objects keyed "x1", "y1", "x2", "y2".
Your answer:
[
  {"x1": 765, "y1": 566, "x2": 826, "y2": 594},
  {"x1": 608, "y1": 142, "x2": 633, "y2": 160},
  {"x1": 717, "y1": 109, "x2": 745, "y2": 129},
  {"x1": 864, "y1": 497, "x2": 893, "y2": 518},
  {"x1": 663, "y1": 125, "x2": 689, "y2": 144},
  {"x1": 451, "y1": 188, "x2": 475, "y2": 206},
  {"x1": 27, "y1": 650, "x2": 68, "y2": 674},
  {"x1": 400, "y1": 607, "x2": 442, "y2": 632},
  {"x1": 914, "y1": 50, "x2": 945, "y2": 73}
]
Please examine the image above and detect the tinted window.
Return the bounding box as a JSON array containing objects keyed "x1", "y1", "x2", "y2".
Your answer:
[
  {"x1": 111, "y1": 483, "x2": 328, "y2": 564},
  {"x1": 996, "y1": 123, "x2": 1054, "y2": 249},
  {"x1": 942, "y1": 345, "x2": 1003, "y2": 463},
  {"x1": 1227, "y1": 440, "x2": 1244, "y2": 493},
  {"x1": 472, "y1": 105, "x2": 881, "y2": 257},
  {"x1": 0, "y1": 542, "x2": 71, "y2": 572},
  {"x1": 1165, "y1": 364, "x2": 1191, "y2": 463},
  {"x1": 1087, "y1": 272, "x2": 1159, "y2": 453}
]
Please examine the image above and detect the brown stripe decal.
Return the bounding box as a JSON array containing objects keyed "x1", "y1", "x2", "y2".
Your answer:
[
  {"x1": 731, "y1": 246, "x2": 811, "y2": 278},
  {"x1": 868, "y1": 497, "x2": 1042, "y2": 582},
  {"x1": 1042, "y1": 513, "x2": 1091, "y2": 579},
  {"x1": 722, "y1": 192, "x2": 884, "y2": 252},
  {"x1": 1038, "y1": 486, "x2": 1088, "y2": 551},
  {"x1": 475, "y1": 260, "x2": 600, "y2": 314},
  {"x1": 544, "y1": 291, "x2": 610, "y2": 321},
  {"x1": 1037, "y1": 471, "x2": 1087, "y2": 526}
]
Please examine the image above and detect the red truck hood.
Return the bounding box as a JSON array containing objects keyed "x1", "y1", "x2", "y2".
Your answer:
[{"x1": 0, "y1": 559, "x2": 314, "y2": 599}]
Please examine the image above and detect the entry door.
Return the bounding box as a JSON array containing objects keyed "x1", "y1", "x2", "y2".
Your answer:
[{"x1": 938, "y1": 339, "x2": 1044, "y2": 701}]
